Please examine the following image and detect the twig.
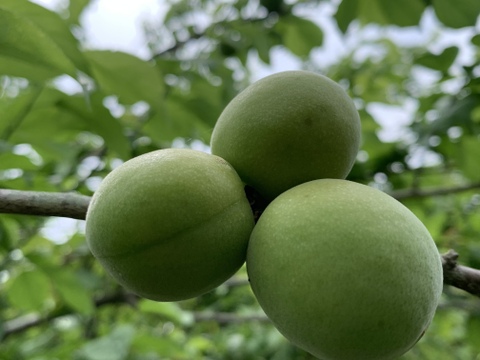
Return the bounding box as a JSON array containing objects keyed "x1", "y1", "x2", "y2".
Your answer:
[
  {"x1": 390, "y1": 182, "x2": 480, "y2": 201},
  {"x1": 1, "y1": 291, "x2": 136, "y2": 340},
  {"x1": 442, "y1": 249, "x2": 480, "y2": 297},
  {"x1": 2, "y1": 250, "x2": 480, "y2": 339},
  {"x1": 1, "y1": 291, "x2": 267, "y2": 340},
  {"x1": 0, "y1": 189, "x2": 90, "y2": 220},
  {"x1": 193, "y1": 311, "x2": 269, "y2": 325}
]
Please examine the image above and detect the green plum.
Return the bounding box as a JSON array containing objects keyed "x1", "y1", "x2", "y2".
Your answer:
[
  {"x1": 247, "y1": 179, "x2": 443, "y2": 360},
  {"x1": 86, "y1": 148, "x2": 255, "y2": 301},
  {"x1": 211, "y1": 70, "x2": 361, "y2": 200}
]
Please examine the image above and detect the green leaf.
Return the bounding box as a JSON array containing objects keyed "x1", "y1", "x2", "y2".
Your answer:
[
  {"x1": 0, "y1": 56, "x2": 61, "y2": 82},
  {"x1": 432, "y1": 0, "x2": 480, "y2": 28},
  {"x1": 0, "y1": 153, "x2": 38, "y2": 170},
  {"x1": 49, "y1": 270, "x2": 95, "y2": 315},
  {"x1": 85, "y1": 51, "x2": 164, "y2": 110},
  {"x1": 466, "y1": 315, "x2": 480, "y2": 352},
  {"x1": 334, "y1": 0, "x2": 360, "y2": 32},
  {"x1": 7, "y1": 89, "x2": 85, "y2": 146},
  {"x1": 471, "y1": 34, "x2": 480, "y2": 47},
  {"x1": 415, "y1": 46, "x2": 459, "y2": 72},
  {"x1": 376, "y1": 0, "x2": 426, "y2": 26},
  {"x1": 7, "y1": 270, "x2": 51, "y2": 311},
  {"x1": 455, "y1": 136, "x2": 480, "y2": 181},
  {"x1": 56, "y1": 93, "x2": 131, "y2": 160},
  {"x1": 0, "y1": 87, "x2": 43, "y2": 140},
  {"x1": 143, "y1": 95, "x2": 212, "y2": 144},
  {"x1": 67, "y1": 0, "x2": 92, "y2": 26},
  {"x1": 357, "y1": 0, "x2": 388, "y2": 26},
  {"x1": 138, "y1": 299, "x2": 194, "y2": 326},
  {"x1": 276, "y1": 15, "x2": 323, "y2": 58},
  {"x1": 75, "y1": 325, "x2": 135, "y2": 360},
  {"x1": 253, "y1": 33, "x2": 272, "y2": 64},
  {"x1": 0, "y1": 8, "x2": 77, "y2": 79},
  {"x1": 132, "y1": 334, "x2": 186, "y2": 358},
  {"x1": 0, "y1": 0, "x2": 90, "y2": 75}
]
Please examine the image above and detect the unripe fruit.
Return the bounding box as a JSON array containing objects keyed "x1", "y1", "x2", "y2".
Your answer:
[
  {"x1": 247, "y1": 179, "x2": 443, "y2": 360},
  {"x1": 86, "y1": 149, "x2": 255, "y2": 301},
  {"x1": 211, "y1": 70, "x2": 361, "y2": 200}
]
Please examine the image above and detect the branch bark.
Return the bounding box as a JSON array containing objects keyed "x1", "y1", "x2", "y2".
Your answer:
[
  {"x1": 390, "y1": 182, "x2": 480, "y2": 201},
  {"x1": 0, "y1": 189, "x2": 90, "y2": 220},
  {"x1": 442, "y1": 250, "x2": 480, "y2": 297},
  {"x1": 1, "y1": 291, "x2": 268, "y2": 340}
]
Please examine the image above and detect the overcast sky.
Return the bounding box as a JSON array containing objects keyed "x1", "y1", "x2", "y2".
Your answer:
[{"x1": 32, "y1": 0, "x2": 167, "y2": 58}]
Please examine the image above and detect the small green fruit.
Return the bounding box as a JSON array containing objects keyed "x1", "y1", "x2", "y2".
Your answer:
[
  {"x1": 86, "y1": 149, "x2": 254, "y2": 301},
  {"x1": 211, "y1": 70, "x2": 361, "y2": 200},
  {"x1": 247, "y1": 179, "x2": 443, "y2": 360}
]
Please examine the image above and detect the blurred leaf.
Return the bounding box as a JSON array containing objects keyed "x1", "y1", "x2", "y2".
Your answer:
[
  {"x1": 7, "y1": 270, "x2": 51, "y2": 311},
  {"x1": 376, "y1": 0, "x2": 426, "y2": 27},
  {"x1": 466, "y1": 315, "x2": 480, "y2": 352},
  {"x1": 453, "y1": 136, "x2": 480, "y2": 181},
  {"x1": 0, "y1": 8, "x2": 77, "y2": 79},
  {"x1": 0, "y1": 154, "x2": 38, "y2": 170},
  {"x1": 253, "y1": 33, "x2": 272, "y2": 64},
  {"x1": 0, "y1": 56, "x2": 61, "y2": 82},
  {"x1": 432, "y1": 0, "x2": 480, "y2": 28},
  {"x1": 415, "y1": 46, "x2": 459, "y2": 72},
  {"x1": 68, "y1": 0, "x2": 92, "y2": 26},
  {"x1": 472, "y1": 34, "x2": 480, "y2": 47},
  {"x1": 143, "y1": 95, "x2": 212, "y2": 144},
  {"x1": 335, "y1": 0, "x2": 360, "y2": 32},
  {"x1": 276, "y1": 15, "x2": 323, "y2": 58},
  {"x1": 0, "y1": 0, "x2": 90, "y2": 75},
  {"x1": 56, "y1": 92, "x2": 131, "y2": 159},
  {"x1": 74, "y1": 325, "x2": 135, "y2": 360},
  {"x1": 138, "y1": 299, "x2": 194, "y2": 326},
  {"x1": 50, "y1": 270, "x2": 95, "y2": 315},
  {"x1": 132, "y1": 334, "x2": 187, "y2": 358},
  {"x1": 85, "y1": 51, "x2": 164, "y2": 110},
  {"x1": 357, "y1": 0, "x2": 388, "y2": 25},
  {"x1": 0, "y1": 87, "x2": 43, "y2": 140}
]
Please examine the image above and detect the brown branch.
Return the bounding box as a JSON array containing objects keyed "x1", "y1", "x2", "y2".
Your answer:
[
  {"x1": 442, "y1": 249, "x2": 480, "y2": 297},
  {"x1": 390, "y1": 182, "x2": 480, "y2": 201},
  {"x1": 193, "y1": 311, "x2": 269, "y2": 325},
  {"x1": 0, "y1": 189, "x2": 90, "y2": 220},
  {"x1": 3, "y1": 250, "x2": 480, "y2": 340},
  {"x1": 1, "y1": 290, "x2": 267, "y2": 340},
  {"x1": 1, "y1": 291, "x2": 135, "y2": 340}
]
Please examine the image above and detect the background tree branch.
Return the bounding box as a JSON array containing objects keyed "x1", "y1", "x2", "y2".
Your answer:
[
  {"x1": 1, "y1": 291, "x2": 269, "y2": 340},
  {"x1": 390, "y1": 182, "x2": 480, "y2": 201},
  {"x1": 0, "y1": 189, "x2": 90, "y2": 220}
]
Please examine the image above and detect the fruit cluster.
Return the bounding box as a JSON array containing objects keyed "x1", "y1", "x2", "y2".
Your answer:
[{"x1": 86, "y1": 71, "x2": 443, "y2": 360}]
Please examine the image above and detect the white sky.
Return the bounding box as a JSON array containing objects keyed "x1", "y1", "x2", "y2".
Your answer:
[{"x1": 32, "y1": 0, "x2": 167, "y2": 58}]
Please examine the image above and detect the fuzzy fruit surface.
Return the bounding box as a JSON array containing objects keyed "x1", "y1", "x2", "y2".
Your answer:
[
  {"x1": 247, "y1": 179, "x2": 443, "y2": 360},
  {"x1": 86, "y1": 149, "x2": 255, "y2": 301},
  {"x1": 210, "y1": 70, "x2": 361, "y2": 200}
]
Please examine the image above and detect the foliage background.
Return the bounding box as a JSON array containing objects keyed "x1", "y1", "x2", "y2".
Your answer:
[{"x1": 1, "y1": 0, "x2": 480, "y2": 359}]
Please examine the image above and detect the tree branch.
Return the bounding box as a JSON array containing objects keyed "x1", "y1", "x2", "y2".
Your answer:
[
  {"x1": 1, "y1": 291, "x2": 138, "y2": 340},
  {"x1": 390, "y1": 182, "x2": 480, "y2": 201},
  {"x1": 2, "y1": 250, "x2": 480, "y2": 339},
  {"x1": 442, "y1": 250, "x2": 480, "y2": 297},
  {"x1": 2, "y1": 188, "x2": 480, "y2": 298},
  {"x1": 192, "y1": 311, "x2": 269, "y2": 325},
  {"x1": 1, "y1": 291, "x2": 268, "y2": 340},
  {"x1": 0, "y1": 189, "x2": 90, "y2": 220}
]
